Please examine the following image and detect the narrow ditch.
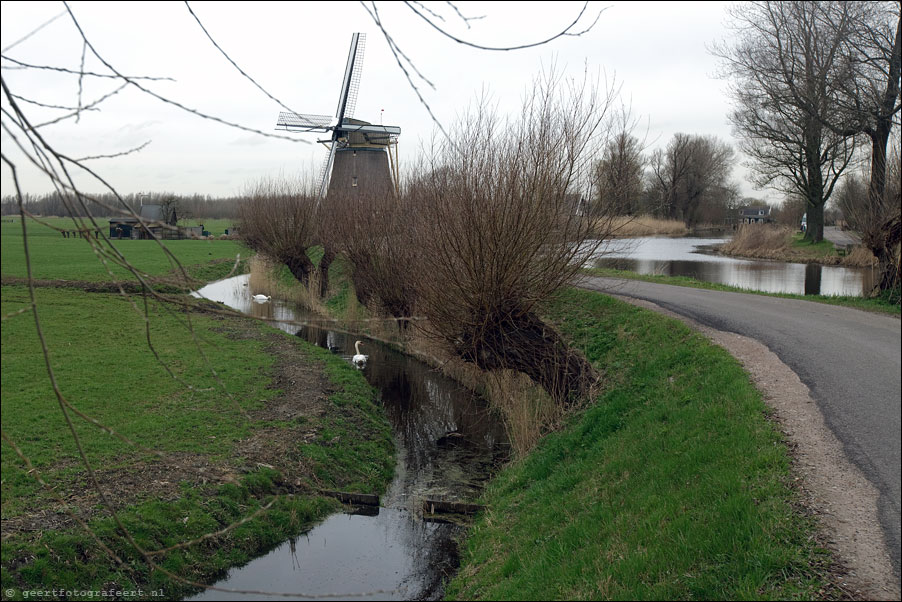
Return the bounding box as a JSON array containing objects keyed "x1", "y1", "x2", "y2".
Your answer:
[{"x1": 191, "y1": 274, "x2": 508, "y2": 600}]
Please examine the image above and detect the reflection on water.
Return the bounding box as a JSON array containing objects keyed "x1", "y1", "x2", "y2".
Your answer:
[
  {"x1": 190, "y1": 276, "x2": 506, "y2": 601},
  {"x1": 190, "y1": 509, "x2": 458, "y2": 601},
  {"x1": 592, "y1": 237, "x2": 875, "y2": 296}
]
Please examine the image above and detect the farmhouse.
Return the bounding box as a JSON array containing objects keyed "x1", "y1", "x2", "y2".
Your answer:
[{"x1": 738, "y1": 206, "x2": 772, "y2": 224}]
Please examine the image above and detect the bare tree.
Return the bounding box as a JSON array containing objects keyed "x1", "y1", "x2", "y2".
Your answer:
[
  {"x1": 325, "y1": 190, "x2": 419, "y2": 323},
  {"x1": 838, "y1": 138, "x2": 902, "y2": 300},
  {"x1": 408, "y1": 71, "x2": 616, "y2": 405},
  {"x1": 237, "y1": 177, "x2": 318, "y2": 287},
  {"x1": 835, "y1": 170, "x2": 871, "y2": 229},
  {"x1": 159, "y1": 196, "x2": 182, "y2": 226},
  {"x1": 647, "y1": 133, "x2": 734, "y2": 228},
  {"x1": 832, "y1": 2, "x2": 901, "y2": 296},
  {"x1": 593, "y1": 107, "x2": 645, "y2": 216},
  {"x1": 834, "y1": 2, "x2": 901, "y2": 209},
  {"x1": 715, "y1": 1, "x2": 860, "y2": 243}
]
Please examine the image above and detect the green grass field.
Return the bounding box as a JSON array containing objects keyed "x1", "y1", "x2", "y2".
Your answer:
[
  {"x1": 790, "y1": 233, "x2": 841, "y2": 259},
  {"x1": 446, "y1": 288, "x2": 832, "y2": 600},
  {"x1": 179, "y1": 218, "x2": 237, "y2": 237},
  {"x1": 1, "y1": 217, "x2": 244, "y2": 282},
  {"x1": 1, "y1": 284, "x2": 393, "y2": 600},
  {"x1": 3, "y1": 213, "x2": 842, "y2": 600},
  {"x1": 1, "y1": 215, "x2": 393, "y2": 600}
]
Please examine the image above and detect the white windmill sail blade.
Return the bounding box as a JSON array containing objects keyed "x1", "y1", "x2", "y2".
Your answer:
[
  {"x1": 276, "y1": 112, "x2": 334, "y2": 131},
  {"x1": 334, "y1": 33, "x2": 364, "y2": 125},
  {"x1": 343, "y1": 33, "x2": 366, "y2": 120},
  {"x1": 317, "y1": 142, "x2": 338, "y2": 202}
]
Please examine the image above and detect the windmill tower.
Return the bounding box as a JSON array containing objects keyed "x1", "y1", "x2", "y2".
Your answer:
[{"x1": 276, "y1": 33, "x2": 400, "y2": 202}]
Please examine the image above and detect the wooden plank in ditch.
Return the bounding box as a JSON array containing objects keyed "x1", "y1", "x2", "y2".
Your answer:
[
  {"x1": 422, "y1": 499, "x2": 485, "y2": 515},
  {"x1": 318, "y1": 490, "x2": 380, "y2": 506}
]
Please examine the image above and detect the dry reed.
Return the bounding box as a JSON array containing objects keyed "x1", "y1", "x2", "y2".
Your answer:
[
  {"x1": 406, "y1": 331, "x2": 562, "y2": 457},
  {"x1": 247, "y1": 256, "x2": 326, "y2": 314},
  {"x1": 720, "y1": 224, "x2": 793, "y2": 257},
  {"x1": 842, "y1": 245, "x2": 878, "y2": 268},
  {"x1": 598, "y1": 216, "x2": 690, "y2": 238}
]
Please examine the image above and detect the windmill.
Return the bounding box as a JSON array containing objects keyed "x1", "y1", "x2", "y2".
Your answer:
[{"x1": 276, "y1": 33, "x2": 401, "y2": 202}]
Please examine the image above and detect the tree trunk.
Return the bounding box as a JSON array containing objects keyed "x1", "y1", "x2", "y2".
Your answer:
[
  {"x1": 455, "y1": 308, "x2": 598, "y2": 405},
  {"x1": 804, "y1": 201, "x2": 825, "y2": 243},
  {"x1": 868, "y1": 127, "x2": 890, "y2": 205},
  {"x1": 284, "y1": 252, "x2": 315, "y2": 288},
  {"x1": 864, "y1": 127, "x2": 900, "y2": 299},
  {"x1": 352, "y1": 273, "x2": 374, "y2": 307},
  {"x1": 318, "y1": 247, "x2": 336, "y2": 299},
  {"x1": 874, "y1": 213, "x2": 901, "y2": 302}
]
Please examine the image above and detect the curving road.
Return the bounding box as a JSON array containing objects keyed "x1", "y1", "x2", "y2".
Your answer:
[{"x1": 578, "y1": 276, "x2": 902, "y2": 578}]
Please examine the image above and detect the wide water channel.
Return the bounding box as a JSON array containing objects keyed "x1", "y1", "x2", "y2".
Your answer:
[
  {"x1": 592, "y1": 236, "x2": 876, "y2": 296},
  {"x1": 190, "y1": 274, "x2": 507, "y2": 601}
]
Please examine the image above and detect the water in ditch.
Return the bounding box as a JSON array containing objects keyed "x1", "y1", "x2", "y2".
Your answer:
[
  {"x1": 592, "y1": 236, "x2": 875, "y2": 296},
  {"x1": 190, "y1": 275, "x2": 507, "y2": 600}
]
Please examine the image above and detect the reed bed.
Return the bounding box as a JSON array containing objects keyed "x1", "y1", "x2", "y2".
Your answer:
[
  {"x1": 247, "y1": 255, "x2": 326, "y2": 314},
  {"x1": 593, "y1": 216, "x2": 689, "y2": 238},
  {"x1": 720, "y1": 224, "x2": 793, "y2": 257}
]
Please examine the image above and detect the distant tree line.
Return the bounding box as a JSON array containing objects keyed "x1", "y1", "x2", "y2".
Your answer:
[
  {"x1": 590, "y1": 129, "x2": 739, "y2": 228},
  {"x1": 0, "y1": 191, "x2": 244, "y2": 220}
]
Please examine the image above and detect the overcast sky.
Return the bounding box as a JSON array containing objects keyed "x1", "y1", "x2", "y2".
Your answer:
[{"x1": 1, "y1": 0, "x2": 778, "y2": 202}]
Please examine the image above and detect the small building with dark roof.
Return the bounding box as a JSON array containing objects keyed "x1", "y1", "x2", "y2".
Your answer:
[
  {"x1": 109, "y1": 204, "x2": 202, "y2": 240},
  {"x1": 738, "y1": 206, "x2": 772, "y2": 224}
]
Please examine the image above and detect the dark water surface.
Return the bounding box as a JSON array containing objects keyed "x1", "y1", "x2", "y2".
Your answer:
[
  {"x1": 592, "y1": 237, "x2": 875, "y2": 296},
  {"x1": 190, "y1": 275, "x2": 506, "y2": 600}
]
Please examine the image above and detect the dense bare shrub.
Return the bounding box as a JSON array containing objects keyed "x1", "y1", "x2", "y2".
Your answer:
[
  {"x1": 407, "y1": 72, "x2": 617, "y2": 405},
  {"x1": 237, "y1": 178, "x2": 318, "y2": 287},
  {"x1": 841, "y1": 143, "x2": 902, "y2": 300},
  {"x1": 326, "y1": 190, "x2": 419, "y2": 325},
  {"x1": 771, "y1": 195, "x2": 807, "y2": 229}
]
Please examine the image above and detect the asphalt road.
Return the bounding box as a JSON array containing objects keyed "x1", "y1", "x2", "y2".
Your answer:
[
  {"x1": 824, "y1": 225, "x2": 862, "y2": 248},
  {"x1": 578, "y1": 276, "x2": 902, "y2": 575}
]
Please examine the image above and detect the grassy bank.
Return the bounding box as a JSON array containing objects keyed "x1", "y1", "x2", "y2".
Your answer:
[
  {"x1": 1, "y1": 281, "x2": 393, "y2": 598},
  {"x1": 584, "y1": 266, "x2": 900, "y2": 315},
  {"x1": 446, "y1": 288, "x2": 832, "y2": 600},
  {"x1": 719, "y1": 224, "x2": 875, "y2": 268}
]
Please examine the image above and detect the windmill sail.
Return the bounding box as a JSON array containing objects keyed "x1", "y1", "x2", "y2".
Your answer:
[
  {"x1": 337, "y1": 33, "x2": 366, "y2": 123},
  {"x1": 275, "y1": 112, "x2": 334, "y2": 131},
  {"x1": 275, "y1": 32, "x2": 400, "y2": 203}
]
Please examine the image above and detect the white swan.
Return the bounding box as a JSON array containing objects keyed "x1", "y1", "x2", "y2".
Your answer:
[
  {"x1": 352, "y1": 340, "x2": 368, "y2": 367},
  {"x1": 252, "y1": 294, "x2": 271, "y2": 303}
]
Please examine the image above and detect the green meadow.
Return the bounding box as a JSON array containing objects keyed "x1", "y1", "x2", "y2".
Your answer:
[
  {"x1": 1, "y1": 217, "x2": 242, "y2": 282},
  {"x1": 1, "y1": 217, "x2": 393, "y2": 600}
]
